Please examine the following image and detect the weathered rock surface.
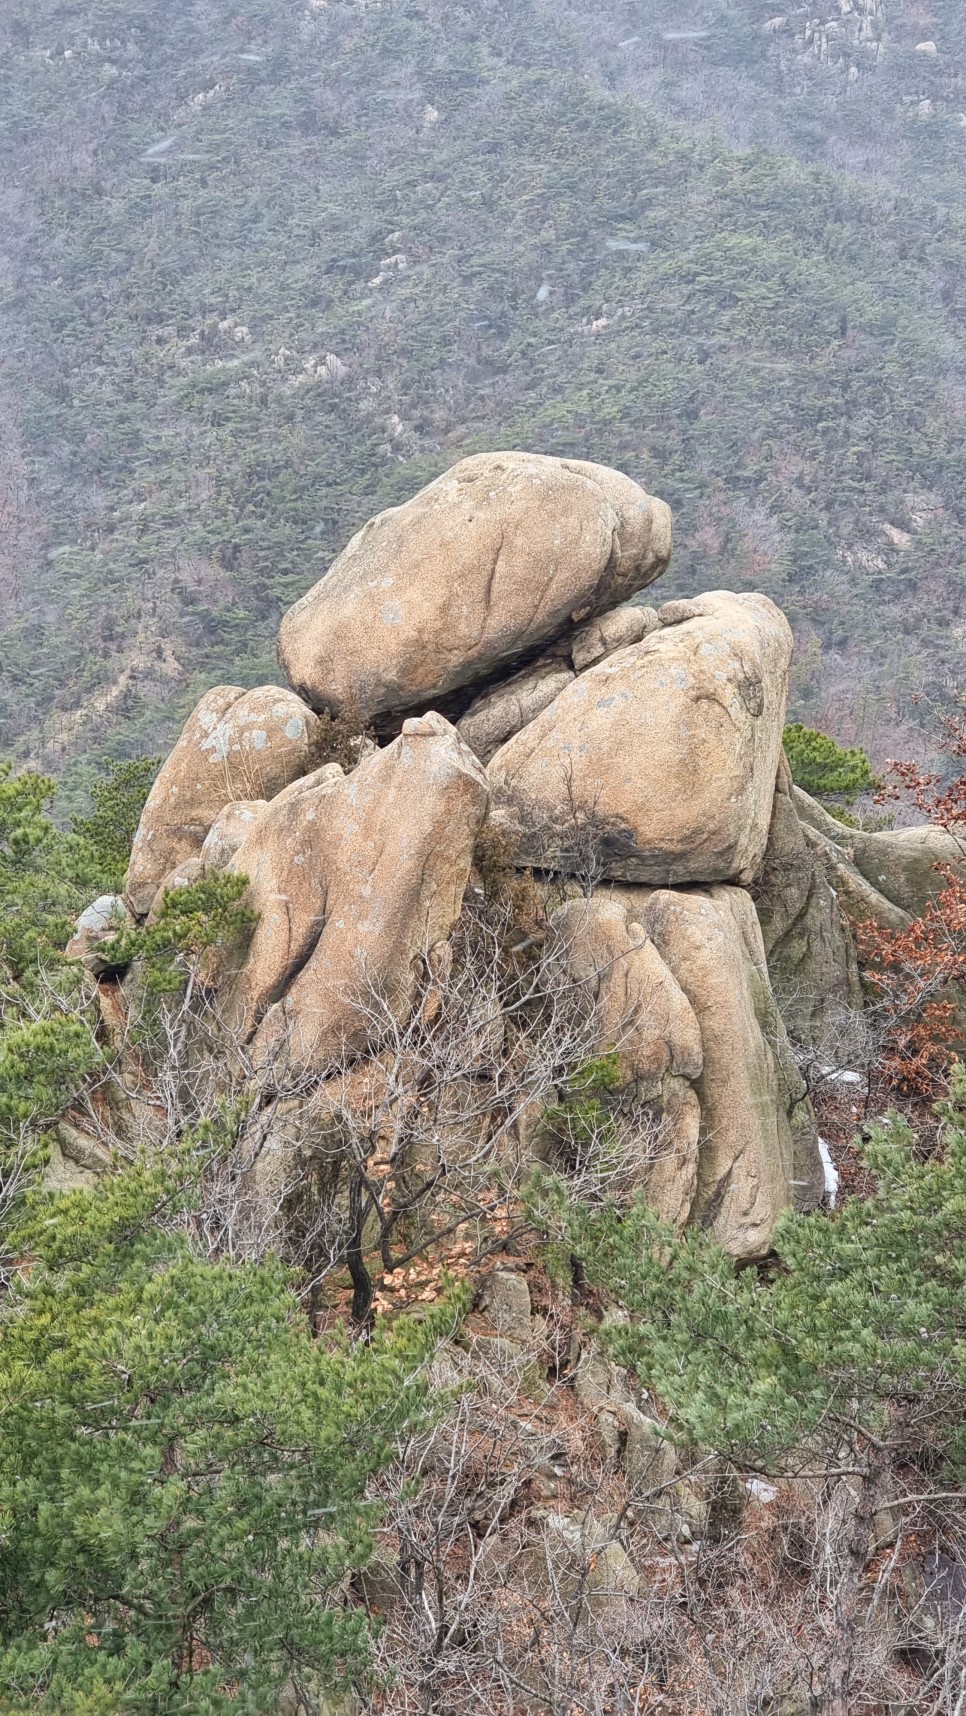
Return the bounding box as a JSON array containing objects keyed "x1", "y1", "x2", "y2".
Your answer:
[
  {"x1": 125, "y1": 685, "x2": 322, "y2": 917},
  {"x1": 570, "y1": 602, "x2": 659, "y2": 672},
  {"x1": 480, "y1": 1270, "x2": 533, "y2": 1344},
  {"x1": 221, "y1": 713, "x2": 489, "y2": 1071},
  {"x1": 457, "y1": 654, "x2": 574, "y2": 764},
  {"x1": 549, "y1": 896, "x2": 702, "y2": 1087},
  {"x1": 277, "y1": 452, "x2": 672, "y2": 726},
  {"x1": 67, "y1": 451, "x2": 855, "y2": 1269},
  {"x1": 46, "y1": 1118, "x2": 114, "y2": 1191},
  {"x1": 611, "y1": 883, "x2": 821, "y2": 1257},
  {"x1": 488, "y1": 592, "x2": 792, "y2": 887},
  {"x1": 199, "y1": 799, "x2": 268, "y2": 873},
  {"x1": 800, "y1": 821, "x2": 912, "y2": 935},
  {"x1": 65, "y1": 893, "x2": 134, "y2": 974},
  {"x1": 794, "y1": 787, "x2": 963, "y2": 921},
  {"x1": 549, "y1": 894, "x2": 703, "y2": 1227},
  {"x1": 755, "y1": 757, "x2": 862, "y2": 1044}
]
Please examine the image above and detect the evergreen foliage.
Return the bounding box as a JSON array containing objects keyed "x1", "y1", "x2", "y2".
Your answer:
[
  {"x1": 70, "y1": 757, "x2": 160, "y2": 888},
  {"x1": 0, "y1": 766, "x2": 105, "y2": 1003},
  {"x1": 543, "y1": 1050, "x2": 623, "y2": 1179},
  {"x1": 0, "y1": 769, "x2": 110, "y2": 1181},
  {"x1": 0, "y1": 1138, "x2": 443, "y2": 1715},
  {"x1": 545, "y1": 1069, "x2": 966, "y2": 1473},
  {"x1": 2, "y1": 1, "x2": 966, "y2": 772},
  {"x1": 783, "y1": 722, "x2": 877, "y2": 807},
  {"x1": 100, "y1": 873, "x2": 255, "y2": 996},
  {"x1": 0, "y1": 767, "x2": 450, "y2": 1715}
]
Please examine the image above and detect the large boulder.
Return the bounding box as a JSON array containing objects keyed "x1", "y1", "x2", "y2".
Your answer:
[
  {"x1": 852, "y1": 824, "x2": 963, "y2": 916},
  {"x1": 221, "y1": 713, "x2": 489, "y2": 1073},
  {"x1": 549, "y1": 896, "x2": 702, "y2": 1088},
  {"x1": 488, "y1": 592, "x2": 792, "y2": 887},
  {"x1": 277, "y1": 452, "x2": 672, "y2": 727},
  {"x1": 754, "y1": 757, "x2": 862, "y2": 1045},
  {"x1": 549, "y1": 895, "x2": 703, "y2": 1227},
  {"x1": 610, "y1": 883, "x2": 821, "y2": 1258},
  {"x1": 125, "y1": 685, "x2": 322, "y2": 917}
]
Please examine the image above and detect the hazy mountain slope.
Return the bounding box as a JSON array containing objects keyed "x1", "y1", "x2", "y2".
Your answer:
[{"x1": 2, "y1": 0, "x2": 966, "y2": 807}]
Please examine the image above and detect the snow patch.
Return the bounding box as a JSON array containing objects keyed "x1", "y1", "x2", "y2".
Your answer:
[{"x1": 818, "y1": 1137, "x2": 839, "y2": 1209}]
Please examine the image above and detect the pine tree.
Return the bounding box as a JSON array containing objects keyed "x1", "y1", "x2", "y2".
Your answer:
[
  {"x1": 0, "y1": 1137, "x2": 445, "y2": 1715},
  {"x1": 543, "y1": 1071, "x2": 966, "y2": 1714},
  {"x1": 71, "y1": 758, "x2": 160, "y2": 889},
  {"x1": 783, "y1": 722, "x2": 876, "y2": 807}
]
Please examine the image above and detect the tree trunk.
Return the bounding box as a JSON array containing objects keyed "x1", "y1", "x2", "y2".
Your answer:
[{"x1": 824, "y1": 1442, "x2": 887, "y2": 1716}]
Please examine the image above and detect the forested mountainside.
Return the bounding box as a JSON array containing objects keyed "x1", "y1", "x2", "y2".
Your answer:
[{"x1": 2, "y1": 0, "x2": 966, "y2": 810}]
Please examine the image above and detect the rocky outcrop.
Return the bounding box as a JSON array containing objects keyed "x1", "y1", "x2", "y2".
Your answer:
[
  {"x1": 277, "y1": 452, "x2": 672, "y2": 728},
  {"x1": 755, "y1": 757, "x2": 862, "y2": 1043},
  {"x1": 609, "y1": 883, "x2": 821, "y2": 1257},
  {"x1": 547, "y1": 883, "x2": 821, "y2": 1252},
  {"x1": 76, "y1": 454, "x2": 850, "y2": 1262},
  {"x1": 549, "y1": 895, "x2": 703, "y2": 1228},
  {"x1": 794, "y1": 787, "x2": 963, "y2": 921},
  {"x1": 488, "y1": 592, "x2": 792, "y2": 887},
  {"x1": 220, "y1": 713, "x2": 489, "y2": 1072},
  {"x1": 125, "y1": 685, "x2": 322, "y2": 916}
]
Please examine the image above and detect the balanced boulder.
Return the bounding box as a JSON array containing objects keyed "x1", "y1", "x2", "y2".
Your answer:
[
  {"x1": 488, "y1": 592, "x2": 792, "y2": 887},
  {"x1": 125, "y1": 685, "x2": 322, "y2": 917},
  {"x1": 277, "y1": 452, "x2": 672, "y2": 726}
]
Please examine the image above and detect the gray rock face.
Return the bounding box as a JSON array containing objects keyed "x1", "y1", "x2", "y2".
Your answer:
[
  {"x1": 480, "y1": 1270, "x2": 533, "y2": 1343},
  {"x1": 488, "y1": 592, "x2": 792, "y2": 888},
  {"x1": 277, "y1": 452, "x2": 672, "y2": 726},
  {"x1": 65, "y1": 893, "x2": 134, "y2": 974},
  {"x1": 755, "y1": 758, "x2": 862, "y2": 1045}
]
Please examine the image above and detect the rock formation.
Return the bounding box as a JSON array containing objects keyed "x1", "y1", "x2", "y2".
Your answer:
[
  {"x1": 126, "y1": 684, "x2": 322, "y2": 916},
  {"x1": 793, "y1": 787, "x2": 962, "y2": 924},
  {"x1": 277, "y1": 452, "x2": 672, "y2": 728},
  {"x1": 65, "y1": 449, "x2": 953, "y2": 1259},
  {"x1": 487, "y1": 591, "x2": 792, "y2": 886},
  {"x1": 219, "y1": 713, "x2": 489, "y2": 1073},
  {"x1": 754, "y1": 754, "x2": 862, "y2": 1041}
]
